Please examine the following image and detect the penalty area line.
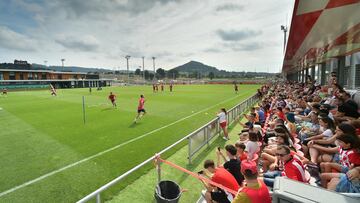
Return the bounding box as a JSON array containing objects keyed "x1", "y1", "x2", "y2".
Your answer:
[{"x1": 0, "y1": 93, "x2": 245, "y2": 198}]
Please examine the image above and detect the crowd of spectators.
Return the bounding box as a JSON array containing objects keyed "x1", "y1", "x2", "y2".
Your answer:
[{"x1": 200, "y1": 74, "x2": 360, "y2": 203}]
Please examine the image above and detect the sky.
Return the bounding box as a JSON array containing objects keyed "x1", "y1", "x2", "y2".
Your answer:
[{"x1": 0, "y1": 0, "x2": 294, "y2": 72}]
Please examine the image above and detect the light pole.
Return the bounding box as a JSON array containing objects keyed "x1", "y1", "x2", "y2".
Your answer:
[
  {"x1": 281, "y1": 25, "x2": 288, "y2": 53},
  {"x1": 61, "y1": 59, "x2": 65, "y2": 72},
  {"x1": 142, "y1": 56, "x2": 145, "y2": 83},
  {"x1": 125, "y1": 55, "x2": 130, "y2": 85},
  {"x1": 152, "y1": 57, "x2": 156, "y2": 81}
]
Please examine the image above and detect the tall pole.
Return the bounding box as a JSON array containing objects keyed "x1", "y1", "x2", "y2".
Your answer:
[
  {"x1": 142, "y1": 56, "x2": 145, "y2": 83},
  {"x1": 61, "y1": 58, "x2": 65, "y2": 72},
  {"x1": 281, "y1": 25, "x2": 287, "y2": 54},
  {"x1": 125, "y1": 55, "x2": 130, "y2": 85},
  {"x1": 152, "y1": 57, "x2": 156, "y2": 81}
]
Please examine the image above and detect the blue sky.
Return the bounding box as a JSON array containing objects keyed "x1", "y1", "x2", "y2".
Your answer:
[{"x1": 0, "y1": 0, "x2": 293, "y2": 72}]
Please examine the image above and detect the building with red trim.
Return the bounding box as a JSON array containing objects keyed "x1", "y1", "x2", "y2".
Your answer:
[{"x1": 283, "y1": 0, "x2": 360, "y2": 89}]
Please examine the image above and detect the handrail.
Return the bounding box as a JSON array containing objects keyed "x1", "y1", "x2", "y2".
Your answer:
[{"x1": 77, "y1": 93, "x2": 258, "y2": 203}]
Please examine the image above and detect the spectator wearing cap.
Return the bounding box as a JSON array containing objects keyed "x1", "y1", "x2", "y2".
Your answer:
[
  {"x1": 201, "y1": 160, "x2": 240, "y2": 203},
  {"x1": 231, "y1": 161, "x2": 271, "y2": 203},
  {"x1": 217, "y1": 145, "x2": 245, "y2": 186}
]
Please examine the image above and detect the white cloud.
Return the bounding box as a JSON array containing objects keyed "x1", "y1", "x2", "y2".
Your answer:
[
  {"x1": 0, "y1": 26, "x2": 38, "y2": 51},
  {"x1": 0, "y1": 0, "x2": 294, "y2": 72}
]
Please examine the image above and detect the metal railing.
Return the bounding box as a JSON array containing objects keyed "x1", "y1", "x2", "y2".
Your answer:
[{"x1": 77, "y1": 93, "x2": 258, "y2": 203}]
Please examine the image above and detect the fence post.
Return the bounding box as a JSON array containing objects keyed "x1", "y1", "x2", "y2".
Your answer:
[
  {"x1": 188, "y1": 137, "x2": 192, "y2": 165},
  {"x1": 205, "y1": 127, "x2": 210, "y2": 148},
  {"x1": 157, "y1": 158, "x2": 161, "y2": 182},
  {"x1": 96, "y1": 193, "x2": 101, "y2": 203}
]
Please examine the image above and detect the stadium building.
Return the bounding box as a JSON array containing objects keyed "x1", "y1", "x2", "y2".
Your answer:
[
  {"x1": 283, "y1": 0, "x2": 360, "y2": 90},
  {"x1": 0, "y1": 60, "x2": 112, "y2": 89}
]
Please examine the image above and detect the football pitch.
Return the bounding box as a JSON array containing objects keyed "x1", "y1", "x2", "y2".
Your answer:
[{"x1": 0, "y1": 84, "x2": 259, "y2": 202}]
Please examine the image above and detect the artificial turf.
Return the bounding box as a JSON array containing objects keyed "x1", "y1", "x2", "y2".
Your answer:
[{"x1": 0, "y1": 84, "x2": 259, "y2": 202}]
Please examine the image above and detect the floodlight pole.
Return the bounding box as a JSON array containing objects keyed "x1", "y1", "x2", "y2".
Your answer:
[
  {"x1": 125, "y1": 55, "x2": 131, "y2": 85},
  {"x1": 281, "y1": 25, "x2": 288, "y2": 53},
  {"x1": 152, "y1": 57, "x2": 156, "y2": 81},
  {"x1": 142, "y1": 56, "x2": 145, "y2": 83},
  {"x1": 61, "y1": 58, "x2": 65, "y2": 72}
]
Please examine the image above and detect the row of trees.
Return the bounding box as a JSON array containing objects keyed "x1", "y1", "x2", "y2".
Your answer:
[
  {"x1": 110, "y1": 69, "x2": 275, "y2": 80},
  {"x1": 134, "y1": 68, "x2": 180, "y2": 80}
]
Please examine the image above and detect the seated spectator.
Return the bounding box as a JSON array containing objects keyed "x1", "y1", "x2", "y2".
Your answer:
[
  {"x1": 246, "y1": 132, "x2": 260, "y2": 160},
  {"x1": 232, "y1": 161, "x2": 271, "y2": 203},
  {"x1": 200, "y1": 160, "x2": 240, "y2": 203},
  {"x1": 336, "y1": 93, "x2": 360, "y2": 121},
  {"x1": 319, "y1": 133, "x2": 360, "y2": 188},
  {"x1": 305, "y1": 116, "x2": 336, "y2": 164},
  {"x1": 235, "y1": 142, "x2": 248, "y2": 161},
  {"x1": 263, "y1": 145, "x2": 307, "y2": 187},
  {"x1": 329, "y1": 166, "x2": 360, "y2": 193},
  {"x1": 217, "y1": 145, "x2": 245, "y2": 186}
]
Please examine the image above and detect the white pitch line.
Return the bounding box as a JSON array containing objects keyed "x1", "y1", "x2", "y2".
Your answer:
[{"x1": 0, "y1": 93, "x2": 244, "y2": 197}]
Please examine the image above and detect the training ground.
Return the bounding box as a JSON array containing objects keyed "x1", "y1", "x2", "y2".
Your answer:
[{"x1": 0, "y1": 84, "x2": 260, "y2": 202}]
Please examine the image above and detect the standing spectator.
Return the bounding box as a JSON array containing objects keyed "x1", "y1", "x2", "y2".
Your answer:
[
  {"x1": 217, "y1": 108, "x2": 229, "y2": 140},
  {"x1": 217, "y1": 145, "x2": 244, "y2": 185},
  {"x1": 232, "y1": 161, "x2": 271, "y2": 203}
]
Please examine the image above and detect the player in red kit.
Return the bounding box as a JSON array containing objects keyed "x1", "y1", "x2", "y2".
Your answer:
[
  {"x1": 108, "y1": 92, "x2": 117, "y2": 108},
  {"x1": 134, "y1": 95, "x2": 146, "y2": 123}
]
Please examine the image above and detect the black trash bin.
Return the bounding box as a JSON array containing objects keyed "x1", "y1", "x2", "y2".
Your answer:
[{"x1": 154, "y1": 180, "x2": 181, "y2": 203}]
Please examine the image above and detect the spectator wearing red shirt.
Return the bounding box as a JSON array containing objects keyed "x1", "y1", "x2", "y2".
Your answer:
[
  {"x1": 232, "y1": 161, "x2": 271, "y2": 203},
  {"x1": 279, "y1": 145, "x2": 307, "y2": 183},
  {"x1": 200, "y1": 160, "x2": 239, "y2": 203},
  {"x1": 276, "y1": 107, "x2": 286, "y2": 121},
  {"x1": 235, "y1": 142, "x2": 248, "y2": 161},
  {"x1": 263, "y1": 145, "x2": 307, "y2": 187}
]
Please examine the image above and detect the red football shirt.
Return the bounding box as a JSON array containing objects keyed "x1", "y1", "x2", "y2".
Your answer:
[
  {"x1": 138, "y1": 98, "x2": 145, "y2": 110},
  {"x1": 109, "y1": 94, "x2": 115, "y2": 101},
  {"x1": 211, "y1": 167, "x2": 240, "y2": 194}
]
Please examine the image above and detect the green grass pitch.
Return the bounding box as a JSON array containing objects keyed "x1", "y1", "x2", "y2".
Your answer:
[{"x1": 0, "y1": 84, "x2": 259, "y2": 202}]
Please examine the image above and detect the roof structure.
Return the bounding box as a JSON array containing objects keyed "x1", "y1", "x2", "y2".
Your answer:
[{"x1": 283, "y1": 0, "x2": 360, "y2": 74}]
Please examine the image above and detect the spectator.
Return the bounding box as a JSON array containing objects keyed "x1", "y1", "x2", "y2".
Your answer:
[
  {"x1": 217, "y1": 108, "x2": 229, "y2": 140},
  {"x1": 246, "y1": 132, "x2": 259, "y2": 160},
  {"x1": 263, "y1": 145, "x2": 307, "y2": 187},
  {"x1": 235, "y1": 142, "x2": 248, "y2": 161},
  {"x1": 232, "y1": 161, "x2": 271, "y2": 203},
  {"x1": 201, "y1": 160, "x2": 240, "y2": 203},
  {"x1": 217, "y1": 145, "x2": 245, "y2": 186}
]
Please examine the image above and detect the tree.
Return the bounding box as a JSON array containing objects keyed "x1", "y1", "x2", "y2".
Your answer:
[
  {"x1": 156, "y1": 68, "x2": 166, "y2": 79},
  {"x1": 208, "y1": 72, "x2": 215, "y2": 80},
  {"x1": 144, "y1": 70, "x2": 150, "y2": 80},
  {"x1": 135, "y1": 68, "x2": 141, "y2": 75},
  {"x1": 167, "y1": 69, "x2": 179, "y2": 79}
]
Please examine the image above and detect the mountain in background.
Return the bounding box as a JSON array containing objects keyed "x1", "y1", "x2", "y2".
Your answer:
[{"x1": 170, "y1": 61, "x2": 220, "y2": 74}]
